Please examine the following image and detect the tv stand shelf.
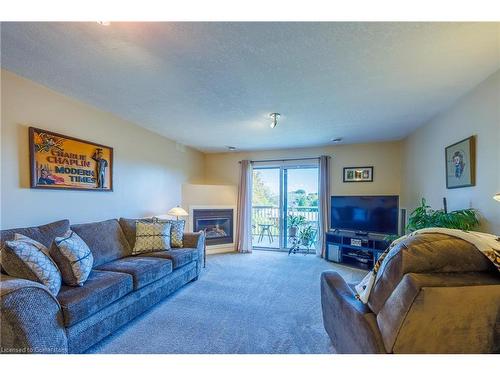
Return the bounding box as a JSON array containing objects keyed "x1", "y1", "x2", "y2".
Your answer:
[{"x1": 325, "y1": 231, "x2": 390, "y2": 269}]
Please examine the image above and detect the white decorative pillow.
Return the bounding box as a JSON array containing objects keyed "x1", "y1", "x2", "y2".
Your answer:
[
  {"x1": 50, "y1": 230, "x2": 93, "y2": 286},
  {"x1": 133, "y1": 221, "x2": 172, "y2": 255},
  {"x1": 3, "y1": 234, "x2": 62, "y2": 295}
]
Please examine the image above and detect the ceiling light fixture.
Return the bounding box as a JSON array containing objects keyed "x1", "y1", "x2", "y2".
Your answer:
[
  {"x1": 97, "y1": 21, "x2": 111, "y2": 26},
  {"x1": 494, "y1": 193, "x2": 500, "y2": 202},
  {"x1": 269, "y1": 113, "x2": 280, "y2": 129}
]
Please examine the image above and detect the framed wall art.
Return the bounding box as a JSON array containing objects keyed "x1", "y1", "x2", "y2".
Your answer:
[
  {"x1": 343, "y1": 166, "x2": 373, "y2": 183},
  {"x1": 445, "y1": 135, "x2": 475, "y2": 189},
  {"x1": 29, "y1": 127, "x2": 113, "y2": 191}
]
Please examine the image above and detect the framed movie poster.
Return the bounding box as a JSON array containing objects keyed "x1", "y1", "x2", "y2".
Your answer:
[
  {"x1": 343, "y1": 166, "x2": 373, "y2": 182},
  {"x1": 29, "y1": 127, "x2": 113, "y2": 191},
  {"x1": 445, "y1": 135, "x2": 475, "y2": 189}
]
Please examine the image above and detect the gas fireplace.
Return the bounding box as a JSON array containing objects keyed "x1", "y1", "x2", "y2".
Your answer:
[{"x1": 193, "y1": 209, "x2": 234, "y2": 246}]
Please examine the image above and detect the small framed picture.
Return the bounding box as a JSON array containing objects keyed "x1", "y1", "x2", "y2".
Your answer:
[
  {"x1": 343, "y1": 166, "x2": 373, "y2": 182},
  {"x1": 445, "y1": 136, "x2": 475, "y2": 189}
]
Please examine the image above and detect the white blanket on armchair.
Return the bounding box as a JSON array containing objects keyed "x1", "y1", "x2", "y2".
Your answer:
[{"x1": 354, "y1": 227, "x2": 500, "y2": 304}]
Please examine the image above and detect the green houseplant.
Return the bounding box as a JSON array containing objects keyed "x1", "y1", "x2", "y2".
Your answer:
[
  {"x1": 299, "y1": 225, "x2": 316, "y2": 249},
  {"x1": 385, "y1": 198, "x2": 480, "y2": 243},
  {"x1": 406, "y1": 198, "x2": 480, "y2": 232},
  {"x1": 287, "y1": 215, "x2": 306, "y2": 237}
]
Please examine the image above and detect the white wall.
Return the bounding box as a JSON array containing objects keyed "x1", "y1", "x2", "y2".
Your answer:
[
  {"x1": 1, "y1": 69, "x2": 205, "y2": 229},
  {"x1": 402, "y1": 70, "x2": 500, "y2": 234}
]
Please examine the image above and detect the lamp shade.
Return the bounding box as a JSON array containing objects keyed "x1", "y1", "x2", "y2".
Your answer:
[
  {"x1": 494, "y1": 193, "x2": 500, "y2": 202},
  {"x1": 167, "y1": 206, "x2": 189, "y2": 217}
]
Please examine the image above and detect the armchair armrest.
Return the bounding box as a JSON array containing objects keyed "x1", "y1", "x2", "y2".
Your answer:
[
  {"x1": 377, "y1": 272, "x2": 500, "y2": 353},
  {"x1": 1, "y1": 275, "x2": 68, "y2": 353},
  {"x1": 320, "y1": 271, "x2": 386, "y2": 353}
]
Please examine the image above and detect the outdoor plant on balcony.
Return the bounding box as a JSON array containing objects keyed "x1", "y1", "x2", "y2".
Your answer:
[
  {"x1": 299, "y1": 224, "x2": 316, "y2": 248},
  {"x1": 287, "y1": 215, "x2": 306, "y2": 237}
]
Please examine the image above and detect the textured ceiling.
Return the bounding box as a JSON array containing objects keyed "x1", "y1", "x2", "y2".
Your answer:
[{"x1": 1, "y1": 22, "x2": 499, "y2": 152}]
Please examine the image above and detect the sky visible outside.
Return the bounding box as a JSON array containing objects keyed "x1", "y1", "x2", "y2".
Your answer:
[{"x1": 255, "y1": 167, "x2": 318, "y2": 195}]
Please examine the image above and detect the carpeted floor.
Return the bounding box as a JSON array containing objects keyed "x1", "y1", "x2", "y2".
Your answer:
[{"x1": 87, "y1": 250, "x2": 366, "y2": 354}]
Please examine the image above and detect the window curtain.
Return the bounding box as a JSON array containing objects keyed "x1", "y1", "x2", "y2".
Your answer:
[
  {"x1": 236, "y1": 160, "x2": 253, "y2": 253},
  {"x1": 316, "y1": 155, "x2": 330, "y2": 257}
]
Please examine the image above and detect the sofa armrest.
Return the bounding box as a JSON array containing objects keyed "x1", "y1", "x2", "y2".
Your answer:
[
  {"x1": 377, "y1": 272, "x2": 500, "y2": 353},
  {"x1": 183, "y1": 231, "x2": 206, "y2": 271},
  {"x1": 320, "y1": 271, "x2": 386, "y2": 353},
  {"x1": 0, "y1": 275, "x2": 68, "y2": 353}
]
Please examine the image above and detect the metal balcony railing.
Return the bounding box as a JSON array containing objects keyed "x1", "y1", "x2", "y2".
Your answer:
[{"x1": 251, "y1": 205, "x2": 319, "y2": 236}]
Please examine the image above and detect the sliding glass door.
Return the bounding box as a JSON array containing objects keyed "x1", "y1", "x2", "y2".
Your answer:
[
  {"x1": 251, "y1": 167, "x2": 281, "y2": 248},
  {"x1": 252, "y1": 164, "x2": 319, "y2": 251}
]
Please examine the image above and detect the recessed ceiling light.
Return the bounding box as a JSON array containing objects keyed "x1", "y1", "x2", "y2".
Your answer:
[
  {"x1": 331, "y1": 137, "x2": 343, "y2": 143},
  {"x1": 97, "y1": 21, "x2": 111, "y2": 26},
  {"x1": 227, "y1": 146, "x2": 237, "y2": 151},
  {"x1": 269, "y1": 113, "x2": 280, "y2": 129}
]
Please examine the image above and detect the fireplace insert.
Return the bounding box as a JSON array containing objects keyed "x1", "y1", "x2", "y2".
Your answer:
[{"x1": 193, "y1": 209, "x2": 233, "y2": 245}]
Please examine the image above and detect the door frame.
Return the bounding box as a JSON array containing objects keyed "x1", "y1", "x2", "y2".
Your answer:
[{"x1": 252, "y1": 163, "x2": 319, "y2": 251}]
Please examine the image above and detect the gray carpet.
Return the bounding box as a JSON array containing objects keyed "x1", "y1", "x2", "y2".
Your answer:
[{"x1": 88, "y1": 250, "x2": 366, "y2": 354}]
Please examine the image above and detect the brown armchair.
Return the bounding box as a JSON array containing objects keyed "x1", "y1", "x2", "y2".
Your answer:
[{"x1": 321, "y1": 233, "x2": 500, "y2": 353}]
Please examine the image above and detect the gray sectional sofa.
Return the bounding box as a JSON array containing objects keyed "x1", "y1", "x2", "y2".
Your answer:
[{"x1": 0, "y1": 218, "x2": 205, "y2": 354}]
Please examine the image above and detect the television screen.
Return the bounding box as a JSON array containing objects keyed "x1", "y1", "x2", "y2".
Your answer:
[{"x1": 331, "y1": 195, "x2": 399, "y2": 235}]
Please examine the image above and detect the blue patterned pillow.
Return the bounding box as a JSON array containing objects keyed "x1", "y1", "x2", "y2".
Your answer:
[
  {"x1": 50, "y1": 230, "x2": 93, "y2": 286},
  {"x1": 3, "y1": 234, "x2": 62, "y2": 295}
]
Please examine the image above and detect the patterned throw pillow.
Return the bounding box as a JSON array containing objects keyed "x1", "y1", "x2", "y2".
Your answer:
[
  {"x1": 133, "y1": 221, "x2": 172, "y2": 255},
  {"x1": 50, "y1": 230, "x2": 93, "y2": 286},
  {"x1": 3, "y1": 234, "x2": 62, "y2": 295},
  {"x1": 153, "y1": 218, "x2": 185, "y2": 248}
]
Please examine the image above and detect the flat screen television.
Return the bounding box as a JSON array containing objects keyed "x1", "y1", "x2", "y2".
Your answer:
[{"x1": 331, "y1": 195, "x2": 399, "y2": 235}]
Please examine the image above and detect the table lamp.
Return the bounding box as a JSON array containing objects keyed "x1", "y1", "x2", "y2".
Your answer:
[{"x1": 167, "y1": 206, "x2": 189, "y2": 220}]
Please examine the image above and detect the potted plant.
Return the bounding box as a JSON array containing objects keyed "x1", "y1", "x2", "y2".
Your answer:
[
  {"x1": 287, "y1": 215, "x2": 306, "y2": 237},
  {"x1": 299, "y1": 225, "x2": 316, "y2": 249},
  {"x1": 407, "y1": 198, "x2": 479, "y2": 231},
  {"x1": 386, "y1": 198, "x2": 480, "y2": 242}
]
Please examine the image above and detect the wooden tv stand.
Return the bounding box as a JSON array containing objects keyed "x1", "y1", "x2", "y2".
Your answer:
[{"x1": 325, "y1": 230, "x2": 390, "y2": 269}]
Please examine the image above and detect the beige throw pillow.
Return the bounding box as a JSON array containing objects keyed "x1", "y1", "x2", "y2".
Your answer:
[{"x1": 133, "y1": 221, "x2": 172, "y2": 255}]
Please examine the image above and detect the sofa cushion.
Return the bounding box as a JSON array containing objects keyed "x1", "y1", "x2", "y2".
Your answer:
[
  {"x1": 0, "y1": 219, "x2": 70, "y2": 249},
  {"x1": 368, "y1": 233, "x2": 494, "y2": 314},
  {"x1": 95, "y1": 257, "x2": 172, "y2": 290},
  {"x1": 57, "y1": 270, "x2": 133, "y2": 327},
  {"x1": 71, "y1": 219, "x2": 131, "y2": 267},
  {"x1": 50, "y1": 230, "x2": 94, "y2": 286},
  {"x1": 140, "y1": 248, "x2": 198, "y2": 269},
  {"x1": 1, "y1": 220, "x2": 70, "y2": 276}
]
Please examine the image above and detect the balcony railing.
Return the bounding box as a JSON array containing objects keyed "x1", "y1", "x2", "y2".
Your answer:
[{"x1": 251, "y1": 205, "x2": 319, "y2": 236}]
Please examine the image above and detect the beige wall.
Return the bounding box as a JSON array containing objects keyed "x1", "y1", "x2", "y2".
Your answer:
[
  {"x1": 1, "y1": 70, "x2": 205, "y2": 229},
  {"x1": 204, "y1": 141, "x2": 403, "y2": 197},
  {"x1": 402, "y1": 70, "x2": 500, "y2": 234},
  {"x1": 3, "y1": 66, "x2": 497, "y2": 235}
]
